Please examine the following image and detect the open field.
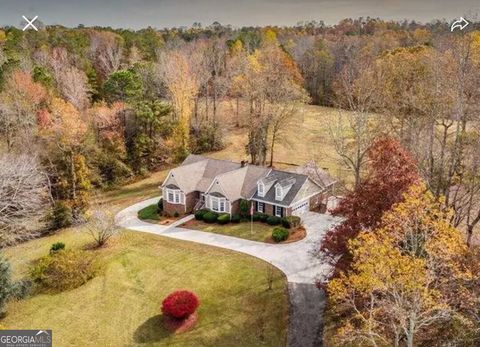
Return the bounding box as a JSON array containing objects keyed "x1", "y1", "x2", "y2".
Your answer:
[
  {"x1": 210, "y1": 102, "x2": 353, "y2": 187},
  {"x1": 2, "y1": 228, "x2": 288, "y2": 346},
  {"x1": 1, "y1": 168, "x2": 289, "y2": 346}
]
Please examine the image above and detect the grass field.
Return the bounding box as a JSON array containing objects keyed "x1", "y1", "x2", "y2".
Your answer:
[
  {"x1": 211, "y1": 102, "x2": 352, "y2": 186},
  {"x1": 1, "y1": 167, "x2": 288, "y2": 346},
  {"x1": 181, "y1": 219, "x2": 276, "y2": 243},
  {"x1": 2, "y1": 228, "x2": 288, "y2": 346}
]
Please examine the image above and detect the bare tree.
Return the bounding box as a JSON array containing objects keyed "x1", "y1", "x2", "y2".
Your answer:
[
  {"x1": 0, "y1": 153, "x2": 50, "y2": 247},
  {"x1": 82, "y1": 201, "x2": 120, "y2": 247},
  {"x1": 89, "y1": 30, "x2": 124, "y2": 79}
]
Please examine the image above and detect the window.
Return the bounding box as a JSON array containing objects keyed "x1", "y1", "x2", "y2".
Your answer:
[
  {"x1": 257, "y1": 202, "x2": 264, "y2": 213},
  {"x1": 275, "y1": 185, "x2": 283, "y2": 200},
  {"x1": 210, "y1": 196, "x2": 227, "y2": 212},
  {"x1": 275, "y1": 205, "x2": 283, "y2": 217},
  {"x1": 258, "y1": 182, "x2": 265, "y2": 197},
  {"x1": 165, "y1": 188, "x2": 184, "y2": 205}
]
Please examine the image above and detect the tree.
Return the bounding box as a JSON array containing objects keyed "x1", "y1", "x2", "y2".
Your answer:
[
  {"x1": 82, "y1": 201, "x2": 119, "y2": 247},
  {"x1": 158, "y1": 49, "x2": 200, "y2": 161},
  {"x1": 327, "y1": 184, "x2": 471, "y2": 347},
  {"x1": 0, "y1": 254, "x2": 28, "y2": 318},
  {"x1": 0, "y1": 70, "x2": 47, "y2": 150},
  {"x1": 89, "y1": 30, "x2": 124, "y2": 79},
  {"x1": 0, "y1": 153, "x2": 49, "y2": 247},
  {"x1": 320, "y1": 137, "x2": 419, "y2": 272},
  {"x1": 103, "y1": 69, "x2": 142, "y2": 103}
]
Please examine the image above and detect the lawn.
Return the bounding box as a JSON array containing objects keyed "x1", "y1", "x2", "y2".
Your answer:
[
  {"x1": 182, "y1": 219, "x2": 276, "y2": 242},
  {"x1": 2, "y1": 228, "x2": 288, "y2": 346},
  {"x1": 138, "y1": 203, "x2": 162, "y2": 220}
]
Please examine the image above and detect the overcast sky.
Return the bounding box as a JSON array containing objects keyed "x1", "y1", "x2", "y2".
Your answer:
[{"x1": 0, "y1": 0, "x2": 478, "y2": 29}]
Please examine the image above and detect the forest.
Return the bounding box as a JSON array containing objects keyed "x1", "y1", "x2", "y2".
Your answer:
[{"x1": 1, "y1": 17, "x2": 480, "y2": 345}]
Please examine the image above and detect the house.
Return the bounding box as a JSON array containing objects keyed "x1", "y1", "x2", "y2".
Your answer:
[{"x1": 161, "y1": 155, "x2": 336, "y2": 217}]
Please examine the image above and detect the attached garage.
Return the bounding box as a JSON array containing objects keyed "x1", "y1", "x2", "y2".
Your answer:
[{"x1": 291, "y1": 199, "x2": 309, "y2": 216}]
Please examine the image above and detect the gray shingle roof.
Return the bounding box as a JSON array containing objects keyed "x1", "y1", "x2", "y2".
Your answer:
[{"x1": 252, "y1": 170, "x2": 308, "y2": 206}]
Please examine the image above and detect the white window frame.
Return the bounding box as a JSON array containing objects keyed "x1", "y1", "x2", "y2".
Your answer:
[
  {"x1": 257, "y1": 202, "x2": 264, "y2": 213},
  {"x1": 275, "y1": 185, "x2": 283, "y2": 200},
  {"x1": 275, "y1": 205, "x2": 283, "y2": 217},
  {"x1": 258, "y1": 182, "x2": 265, "y2": 197},
  {"x1": 165, "y1": 188, "x2": 185, "y2": 205},
  {"x1": 210, "y1": 196, "x2": 228, "y2": 213}
]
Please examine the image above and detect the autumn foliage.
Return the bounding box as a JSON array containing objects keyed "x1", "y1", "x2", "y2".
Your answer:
[
  {"x1": 321, "y1": 137, "x2": 420, "y2": 272},
  {"x1": 161, "y1": 290, "x2": 200, "y2": 319},
  {"x1": 327, "y1": 184, "x2": 472, "y2": 346}
]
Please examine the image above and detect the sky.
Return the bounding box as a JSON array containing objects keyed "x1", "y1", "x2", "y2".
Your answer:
[{"x1": 0, "y1": 0, "x2": 478, "y2": 29}]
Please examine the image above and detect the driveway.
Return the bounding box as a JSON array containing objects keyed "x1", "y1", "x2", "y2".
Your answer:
[{"x1": 116, "y1": 196, "x2": 339, "y2": 346}]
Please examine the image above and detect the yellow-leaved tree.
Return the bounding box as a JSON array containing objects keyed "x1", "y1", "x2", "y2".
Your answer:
[{"x1": 327, "y1": 183, "x2": 473, "y2": 347}]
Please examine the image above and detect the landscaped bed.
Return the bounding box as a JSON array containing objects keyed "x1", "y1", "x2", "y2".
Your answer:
[
  {"x1": 2, "y1": 228, "x2": 288, "y2": 346},
  {"x1": 180, "y1": 210, "x2": 306, "y2": 243},
  {"x1": 137, "y1": 202, "x2": 181, "y2": 225}
]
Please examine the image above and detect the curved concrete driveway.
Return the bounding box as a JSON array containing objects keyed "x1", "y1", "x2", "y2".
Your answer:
[{"x1": 116, "y1": 196, "x2": 339, "y2": 346}]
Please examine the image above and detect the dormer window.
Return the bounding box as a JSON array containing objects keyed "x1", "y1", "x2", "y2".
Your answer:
[
  {"x1": 275, "y1": 185, "x2": 283, "y2": 200},
  {"x1": 258, "y1": 182, "x2": 265, "y2": 197}
]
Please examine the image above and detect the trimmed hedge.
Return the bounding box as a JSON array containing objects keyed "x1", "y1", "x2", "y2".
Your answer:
[
  {"x1": 272, "y1": 227, "x2": 289, "y2": 242},
  {"x1": 281, "y1": 216, "x2": 301, "y2": 229},
  {"x1": 253, "y1": 213, "x2": 269, "y2": 222},
  {"x1": 203, "y1": 211, "x2": 219, "y2": 223},
  {"x1": 161, "y1": 290, "x2": 200, "y2": 319},
  {"x1": 157, "y1": 198, "x2": 163, "y2": 212},
  {"x1": 266, "y1": 216, "x2": 282, "y2": 226},
  {"x1": 194, "y1": 209, "x2": 209, "y2": 221},
  {"x1": 231, "y1": 214, "x2": 241, "y2": 223},
  {"x1": 217, "y1": 214, "x2": 230, "y2": 225}
]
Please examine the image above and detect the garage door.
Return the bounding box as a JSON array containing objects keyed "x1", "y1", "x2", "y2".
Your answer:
[{"x1": 292, "y1": 200, "x2": 309, "y2": 216}]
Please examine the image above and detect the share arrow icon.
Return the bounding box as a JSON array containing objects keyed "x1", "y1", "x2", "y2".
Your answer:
[{"x1": 451, "y1": 17, "x2": 469, "y2": 32}]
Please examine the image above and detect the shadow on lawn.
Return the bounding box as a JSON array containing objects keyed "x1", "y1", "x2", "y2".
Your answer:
[{"x1": 133, "y1": 314, "x2": 172, "y2": 343}]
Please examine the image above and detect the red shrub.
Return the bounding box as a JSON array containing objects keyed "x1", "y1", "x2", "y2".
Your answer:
[{"x1": 161, "y1": 290, "x2": 199, "y2": 319}]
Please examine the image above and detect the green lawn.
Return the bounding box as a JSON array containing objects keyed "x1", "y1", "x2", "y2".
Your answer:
[
  {"x1": 182, "y1": 219, "x2": 276, "y2": 242},
  {"x1": 2, "y1": 228, "x2": 287, "y2": 346},
  {"x1": 138, "y1": 203, "x2": 161, "y2": 221}
]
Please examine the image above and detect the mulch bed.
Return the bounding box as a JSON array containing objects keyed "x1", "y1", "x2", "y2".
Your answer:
[
  {"x1": 163, "y1": 312, "x2": 198, "y2": 333},
  {"x1": 265, "y1": 226, "x2": 307, "y2": 244}
]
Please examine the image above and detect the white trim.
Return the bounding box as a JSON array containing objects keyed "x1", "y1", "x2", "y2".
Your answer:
[
  {"x1": 209, "y1": 195, "x2": 229, "y2": 213},
  {"x1": 164, "y1": 187, "x2": 185, "y2": 205},
  {"x1": 275, "y1": 185, "x2": 283, "y2": 200},
  {"x1": 275, "y1": 205, "x2": 283, "y2": 217},
  {"x1": 258, "y1": 182, "x2": 266, "y2": 197},
  {"x1": 257, "y1": 201, "x2": 265, "y2": 213}
]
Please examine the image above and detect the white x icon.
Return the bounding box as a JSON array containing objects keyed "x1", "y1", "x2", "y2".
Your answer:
[{"x1": 22, "y1": 15, "x2": 38, "y2": 31}]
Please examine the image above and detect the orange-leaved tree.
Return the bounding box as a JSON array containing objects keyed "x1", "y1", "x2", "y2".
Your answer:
[{"x1": 327, "y1": 184, "x2": 472, "y2": 347}]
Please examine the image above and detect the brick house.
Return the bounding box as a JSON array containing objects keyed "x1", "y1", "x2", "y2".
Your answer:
[{"x1": 161, "y1": 155, "x2": 336, "y2": 217}]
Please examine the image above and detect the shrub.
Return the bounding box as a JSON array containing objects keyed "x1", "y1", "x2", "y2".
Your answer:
[
  {"x1": 29, "y1": 249, "x2": 97, "y2": 292},
  {"x1": 253, "y1": 213, "x2": 269, "y2": 222},
  {"x1": 281, "y1": 216, "x2": 301, "y2": 229},
  {"x1": 266, "y1": 216, "x2": 282, "y2": 225},
  {"x1": 162, "y1": 290, "x2": 200, "y2": 319},
  {"x1": 272, "y1": 227, "x2": 289, "y2": 242},
  {"x1": 173, "y1": 211, "x2": 180, "y2": 218},
  {"x1": 194, "y1": 209, "x2": 209, "y2": 221},
  {"x1": 157, "y1": 198, "x2": 163, "y2": 213},
  {"x1": 239, "y1": 200, "x2": 249, "y2": 217},
  {"x1": 50, "y1": 242, "x2": 65, "y2": 254},
  {"x1": 217, "y1": 214, "x2": 230, "y2": 225},
  {"x1": 203, "y1": 211, "x2": 218, "y2": 223},
  {"x1": 231, "y1": 214, "x2": 241, "y2": 223},
  {"x1": 0, "y1": 255, "x2": 30, "y2": 316},
  {"x1": 138, "y1": 204, "x2": 160, "y2": 220},
  {"x1": 47, "y1": 201, "x2": 72, "y2": 230}
]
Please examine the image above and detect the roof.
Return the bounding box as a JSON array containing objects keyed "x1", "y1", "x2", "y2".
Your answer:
[
  {"x1": 164, "y1": 155, "x2": 241, "y2": 193},
  {"x1": 162, "y1": 155, "x2": 329, "y2": 206},
  {"x1": 251, "y1": 170, "x2": 309, "y2": 206},
  {"x1": 293, "y1": 160, "x2": 336, "y2": 189}
]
